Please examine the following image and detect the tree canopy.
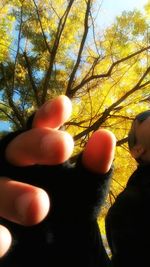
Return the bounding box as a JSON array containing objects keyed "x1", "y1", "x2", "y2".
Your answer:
[{"x1": 0, "y1": 0, "x2": 150, "y2": 225}]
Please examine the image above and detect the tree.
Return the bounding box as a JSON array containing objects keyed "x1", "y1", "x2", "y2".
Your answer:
[
  {"x1": 0, "y1": 0, "x2": 150, "y2": 222},
  {"x1": 0, "y1": 0, "x2": 14, "y2": 62}
]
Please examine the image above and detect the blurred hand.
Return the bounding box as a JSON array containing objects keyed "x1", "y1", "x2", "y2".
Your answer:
[{"x1": 0, "y1": 95, "x2": 116, "y2": 257}]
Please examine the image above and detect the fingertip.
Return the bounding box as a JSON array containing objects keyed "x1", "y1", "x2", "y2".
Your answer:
[
  {"x1": 60, "y1": 131, "x2": 74, "y2": 163},
  {"x1": 0, "y1": 179, "x2": 50, "y2": 226},
  {"x1": 26, "y1": 189, "x2": 50, "y2": 226},
  {"x1": 5, "y1": 128, "x2": 74, "y2": 167},
  {"x1": 16, "y1": 189, "x2": 50, "y2": 226},
  {"x1": 96, "y1": 129, "x2": 116, "y2": 150},
  {"x1": 33, "y1": 95, "x2": 72, "y2": 129},
  {"x1": 40, "y1": 130, "x2": 74, "y2": 165},
  {"x1": 82, "y1": 129, "x2": 116, "y2": 174},
  {"x1": 0, "y1": 225, "x2": 12, "y2": 258}
]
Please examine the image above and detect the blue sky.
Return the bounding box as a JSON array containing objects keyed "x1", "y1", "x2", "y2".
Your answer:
[
  {"x1": 102, "y1": 0, "x2": 147, "y2": 14},
  {"x1": 97, "y1": 0, "x2": 147, "y2": 28},
  {"x1": 0, "y1": 121, "x2": 10, "y2": 132},
  {"x1": 0, "y1": 0, "x2": 148, "y2": 131}
]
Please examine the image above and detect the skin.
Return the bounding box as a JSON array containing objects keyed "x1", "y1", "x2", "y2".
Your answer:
[
  {"x1": 0, "y1": 95, "x2": 116, "y2": 258},
  {"x1": 130, "y1": 117, "x2": 150, "y2": 162}
]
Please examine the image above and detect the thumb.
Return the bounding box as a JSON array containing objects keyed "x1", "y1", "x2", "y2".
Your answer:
[{"x1": 82, "y1": 129, "x2": 116, "y2": 174}]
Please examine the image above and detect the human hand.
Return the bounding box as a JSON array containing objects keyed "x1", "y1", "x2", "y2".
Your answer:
[{"x1": 0, "y1": 95, "x2": 116, "y2": 258}]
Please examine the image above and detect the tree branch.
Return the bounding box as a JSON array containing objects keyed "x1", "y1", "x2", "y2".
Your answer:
[
  {"x1": 66, "y1": 0, "x2": 91, "y2": 97},
  {"x1": 41, "y1": 0, "x2": 75, "y2": 103},
  {"x1": 74, "y1": 66, "x2": 150, "y2": 141},
  {"x1": 116, "y1": 137, "x2": 128, "y2": 146},
  {"x1": 32, "y1": 0, "x2": 51, "y2": 55},
  {"x1": 12, "y1": 4, "x2": 23, "y2": 91},
  {"x1": 0, "y1": 107, "x2": 20, "y2": 128},
  {"x1": 0, "y1": 63, "x2": 25, "y2": 128},
  {"x1": 70, "y1": 45, "x2": 150, "y2": 97},
  {"x1": 23, "y1": 51, "x2": 40, "y2": 107}
]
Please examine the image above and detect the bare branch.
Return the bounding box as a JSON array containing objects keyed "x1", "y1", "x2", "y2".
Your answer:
[
  {"x1": 0, "y1": 63, "x2": 25, "y2": 128},
  {"x1": 89, "y1": 6, "x2": 100, "y2": 56},
  {"x1": 49, "y1": 1, "x2": 61, "y2": 19},
  {"x1": 70, "y1": 45, "x2": 150, "y2": 96},
  {"x1": 23, "y1": 51, "x2": 40, "y2": 107},
  {"x1": 12, "y1": 4, "x2": 23, "y2": 91},
  {"x1": 108, "y1": 69, "x2": 150, "y2": 111},
  {"x1": 111, "y1": 178, "x2": 125, "y2": 190},
  {"x1": 65, "y1": 120, "x2": 89, "y2": 128},
  {"x1": 66, "y1": 0, "x2": 92, "y2": 97},
  {"x1": 0, "y1": 108, "x2": 20, "y2": 128},
  {"x1": 116, "y1": 137, "x2": 128, "y2": 146},
  {"x1": 41, "y1": 0, "x2": 75, "y2": 103},
  {"x1": 32, "y1": 0, "x2": 51, "y2": 55},
  {"x1": 81, "y1": 56, "x2": 100, "y2": 84},
  {"x1": 74, "y1": 66, "x2": 150, "y2": 141}
]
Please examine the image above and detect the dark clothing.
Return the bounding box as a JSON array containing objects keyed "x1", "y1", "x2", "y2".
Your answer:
[
  {"x1": 0, "y1": 125, "x2": 111, "y2": 267},
  {"x1": 105, "y1": 164, "x2": 150, "y2": 267},
  {"x1": 2, "y1": 119, "x2": 150, "y2": 267}
]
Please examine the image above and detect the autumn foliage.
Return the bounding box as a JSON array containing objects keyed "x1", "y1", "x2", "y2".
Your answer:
[{"x1": 0, "y1": 0, "x2": 150, "y2": 228}]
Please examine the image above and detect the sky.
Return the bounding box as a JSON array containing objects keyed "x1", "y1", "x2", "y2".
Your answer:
[
  {"x1": 0, "y1": 0, "x2": 148, "y2": 131},
  {"x1": 96, "y1": 0, "x2": 148, "y2": 29}
]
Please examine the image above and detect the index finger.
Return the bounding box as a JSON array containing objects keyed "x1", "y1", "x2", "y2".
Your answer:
[{"x1": 32, "y1": 95, "x2": 72, "y2": 129}]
